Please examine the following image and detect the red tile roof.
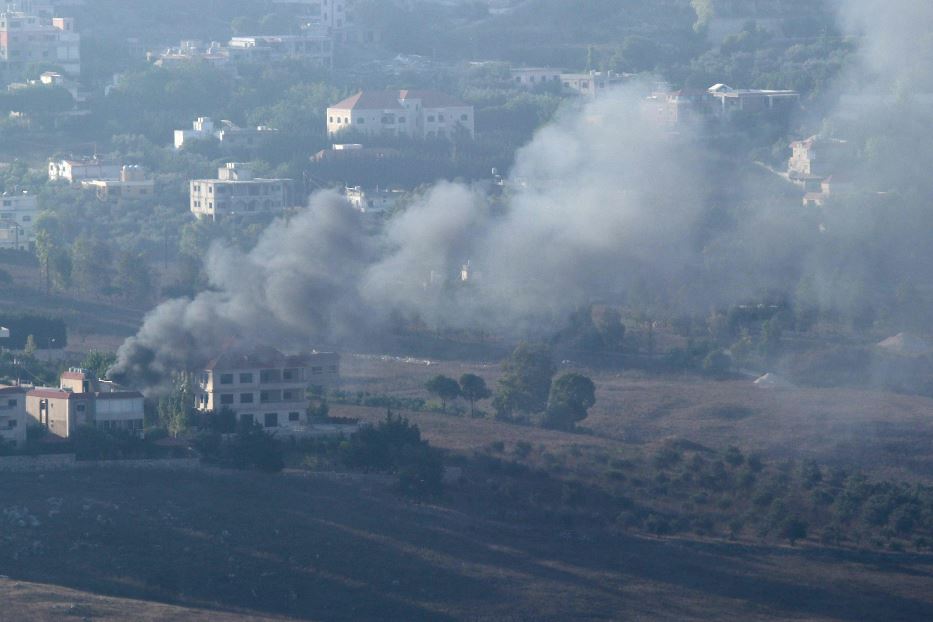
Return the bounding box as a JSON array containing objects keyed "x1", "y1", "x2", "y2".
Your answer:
[{"x1": 329, "y1": 90, "x2": 468, "y2": 111}]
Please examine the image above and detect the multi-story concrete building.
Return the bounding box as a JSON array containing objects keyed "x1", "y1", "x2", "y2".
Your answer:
[
  {"x1": 707, "y1": 83, "x2": 800, "y2": 118},
  {"x1": 0, "y1": 385, "x2": 27, "y2": 448},
  {"x1": 196, "y1": 348, "x2": 339, "y2": 430},
  {"x1": 0, "y1": 190, "x2": 37, "y2": 250},
  {"x1": 190, "y1": 163, "x2": 291, "y2": 222},
  {"x1": 226, "y1": 33, "x2": 333, "y2": 67},
  {"x1": 0, "y1": 10, "x2": 80, "y2": 80},
  {"x1": 327, "y1": 90, "x2": 475, "y2": 140},
  {"x1": 48, "y1": 157, "x2": 121, "y2": 183},
  {"x1": 80, "y1": 165, "x2": 155, "y2": 201},
  {"x1": 26, "y1": 369, "x2": 145, "y2": 439}
]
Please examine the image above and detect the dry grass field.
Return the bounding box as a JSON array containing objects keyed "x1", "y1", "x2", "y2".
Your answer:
[
  {"x1": 3, "y1": 466, "x2": 933, "y2": 621},
  {"x1": 339, "y1": 355, "x2": 933, "y2": 483}
]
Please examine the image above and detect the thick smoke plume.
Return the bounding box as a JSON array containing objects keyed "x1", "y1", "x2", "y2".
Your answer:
[{"x1": 114, "y1": 0, "x2": 933, "y2": 388}]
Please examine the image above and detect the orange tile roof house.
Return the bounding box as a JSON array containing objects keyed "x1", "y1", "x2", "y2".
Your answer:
[
  {"x1": 26, "y1": 368, "x2": 144, "y2": 439},
  {"x1": 327, "y1": 90, "x2": 475, "y2": 140}
]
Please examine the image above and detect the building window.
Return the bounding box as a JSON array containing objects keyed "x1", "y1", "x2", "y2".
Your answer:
[
  {"x1": 239, "y1": 372, "x2": 253, "y2": 384},
  {"x1": 7, "y1": 399, "x2": 15, "y2": 407},
  {"x1": 311, "y1": 366, "x2": 322, "y2": 375},
  {"x1": 264, "y1": 412, "x2": 278, "y2": 428},
  {"x1": 357, "y1": 117, "x2": 364, "y2": 124},
  {"x1": 328, "y1": 116, "x2": 333, "y2": 123},
  {"x1": 438, "y1": 114, "x2": 445, "y2": 122},
  {"x1": 220, "y1": 394, "x2": 234, "y2": 405},
  {"x1": 288, "y1": 412, "x2": 300, "y2": 422},
  {"x1": 461, "y1": 114, "x2": 468, "y2": 121},
  {"x1": 239, "y1": 393, "x2": 254, "y2": 404},
  {"x1": 77, "y1": 404, "x2": 86, "y2": 412},
  {"x1": 427, "y1": 115, "x2": 435, "y2": 122},
  {"x1": 327, "y1": 365, "x2": 338, "y2": 374},
  {"x1": 283, "y1": 368, "x2": 298, "y2": 381},
  {"x1": 220, "y1": 373, "x2": 233, "y2": 384},
  {"x1": 240, "y1": 414, "x2": 254, "y2": 425}
]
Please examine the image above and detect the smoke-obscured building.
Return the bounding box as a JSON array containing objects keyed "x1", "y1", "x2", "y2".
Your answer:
[
  {"x1": 327, "y1": 90, "x2": 475, "y2": 140},
  {"x1": 196, "y1": 348, "x2": 339, "y2": 430},
  {"x1": 343, "y1": 185, "x2": 405, "y2": 215},
  {"x1": 26, "y1": 369, "x2": 145, "y2": 439},
  {"x1": 190, "y1": 163, "x2": 291, "y2": 222}
]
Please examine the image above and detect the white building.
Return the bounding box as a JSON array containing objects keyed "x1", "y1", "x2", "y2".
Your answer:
[
  {"x1": 0, "y1": 10, "x2": 80, "y2": 80},
  {"x1": 190, "y1": 163, "x2": 291, "y2": 222},
  {"x1": 0, "y1": 191, "x2": 38, "y2": 250},
  {"x1": 174, "y1": 117, "x2": 280, "y2": 150},
  {"x1": 327, "y1": 90, "x2": 475, "y2": 139},
  {"x1": 48, "y1": 158, "x2": 121, "y2": 183},
  {"x1": 343, "y1": 186, "x2": 405, "y2": 215},
  {"x1": 0, "y1": 385, "x2": 27, "y2": 448}
]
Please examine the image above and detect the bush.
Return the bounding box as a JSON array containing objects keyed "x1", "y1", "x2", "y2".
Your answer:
[
  {"x1": 342, "y1": 413, "x2": 444, "y2": 496},
  {"x1": 194, "y1": 423, "x2": 284, "y2": 472}
]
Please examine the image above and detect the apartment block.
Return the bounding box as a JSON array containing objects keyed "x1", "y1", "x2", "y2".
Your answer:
[
  {"x1": 190, "y1": 163, "x2": 291, "y2": 222},
  {"x1": 196, "y1": 348, "x2": 339, "y2": 430},
  {"x1": 0, "y1": 10, "x2": 80, "y2": 80}
]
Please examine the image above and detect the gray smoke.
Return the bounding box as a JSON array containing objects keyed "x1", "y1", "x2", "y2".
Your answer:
[{"x1": 113, "y1": 0, "x2": 933, "y2": 388}]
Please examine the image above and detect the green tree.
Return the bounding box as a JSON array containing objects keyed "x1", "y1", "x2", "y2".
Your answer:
[
  {"x1": 158, "y1": 373, "x2": 194, "y2": 438},
  {"x1": 493, "y1": 342, "x2": 555, "y2": 419},
  {"x1": 70, "y1": 235, "x2": 113, "y2": 296},
  {"x1": 459, "y1": 373, "x2": 491, "y2": 418},
  {"x1": 81, "y1": 350, "x2": 116, "y2": 380},
  {"x1": 425, "y1": 374, "x2": 461, "y2": 412},
  {"x1": 542, "y1": 373, "x2": 596, "y2": 430},
  {"x1": 113, "y1": 250, "x2": 153, "y2": 303}
]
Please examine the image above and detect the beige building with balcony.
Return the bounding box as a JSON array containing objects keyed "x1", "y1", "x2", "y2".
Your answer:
[
  {"x1": 327, "y1": 90, "x2": 475, "y2": 140},
  {"x1": 190, "y1": 163, "x2": 291, "y2": 222},
  {"x1": 26, "y1": 368, "x2": 144, "y2": 439},
  {"x1": 0, "y1": 385, "x2": 27, "y2": 448},
  {"x1": 80, "y1": 165, "x2": 155, "y2": 201},
  {"x1": 196, "y1": 348, "x2": 339, "y2": 430}
]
